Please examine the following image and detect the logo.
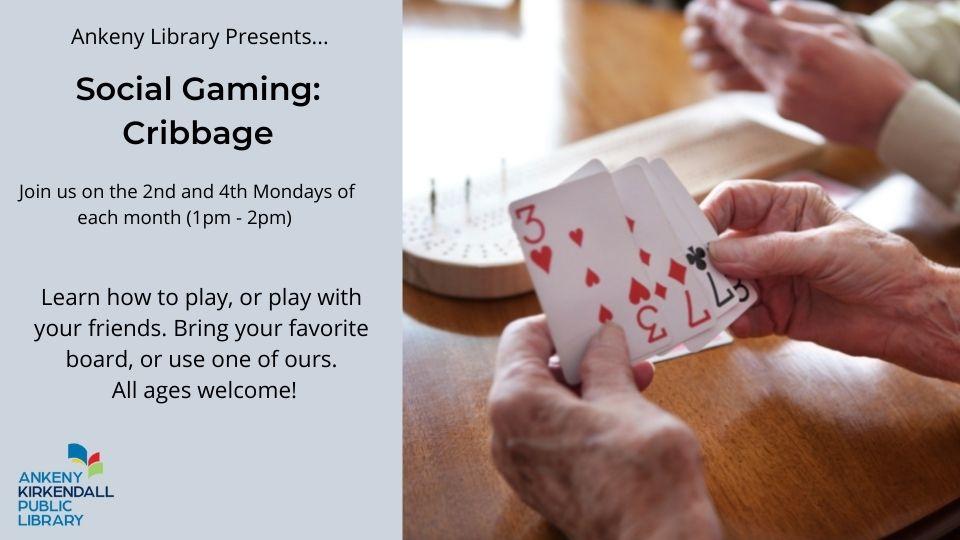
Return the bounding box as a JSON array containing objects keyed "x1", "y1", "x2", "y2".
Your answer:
[
  {"x1": 67, "y1": 443, "x2": 104, "y2": 478},
  {"x1": 16, "y1": 442, "x2": 116, "y2": 527}
]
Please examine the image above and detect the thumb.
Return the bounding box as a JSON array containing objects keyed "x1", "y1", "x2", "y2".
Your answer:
[
  {"x1": 579, "y1": 324, "x2": 638, "y2": 401},
  {"x1": 709, "y1": 231, "x2": 820, "y2": 279}
]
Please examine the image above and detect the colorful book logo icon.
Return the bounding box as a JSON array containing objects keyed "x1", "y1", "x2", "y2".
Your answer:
[{"x1": 67, "y1": 443, "x2": 103, "y2": 478}]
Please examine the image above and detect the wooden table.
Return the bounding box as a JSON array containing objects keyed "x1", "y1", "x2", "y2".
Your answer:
[{"x1": 403, "y1": 1, "x2": 960, "y2": 538}]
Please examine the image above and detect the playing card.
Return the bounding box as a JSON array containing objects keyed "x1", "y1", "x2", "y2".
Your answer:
[
  {"x1": 508, "y1": 171, "x2": 675, "y2": 384},
  {"x1": 650, "y1": 331, "x2": 733, "y2": 363},
  {"x1": 562, "y1": 158, "x2": 747, "y2": 352},
  {"x1": 645, "y1": 158, "x2": 758, "y2": 349},
  {"x1": 563, "y1": 160, "x2": 715, "y2": 355},
  {"x1": 611, "y1": 164, "x2": 722, "y2": 353},
  {"x1": 564, "y1": 159, "x2": 608, "y2": 183},
  {"x1": 621, "y1": 158, "x2": 728, "y2": 348}
]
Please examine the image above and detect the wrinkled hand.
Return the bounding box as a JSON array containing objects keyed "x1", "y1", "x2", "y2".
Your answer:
[
  {"x1": 489, "y1": 317, "x2": 721, "y2": 540},
  {"x1": 684, "y1": 0, "x2": 765, "y2": 91},
  {"x1": 683, "y1": 0, "x2": 912, "y2": 149},
  {"x1": 684, "y1": 0, "x2": 863, "y2": 92},
  {"x1": 703, "y1": 180, "x2": 960, "y2": 380},
  {"x1": 707, "y1": 0, "x2": 913, "y2": 148}
]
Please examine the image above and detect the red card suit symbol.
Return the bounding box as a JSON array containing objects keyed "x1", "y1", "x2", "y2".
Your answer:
[
  {"x1": 530, "y1": 246, "x2": 552, "y2": 273},
  {"x1": 629, "y1": 278, "x2": 651, "y2": 304},
  {"x1": 655, "y1": 283, "x2": 667, "y2": 299},
  {"x1": 639, "y1": 249, "x2": 651, "y2": 266},
  {"x1": 599, "y1": 305, "x2": 613, "y2": 323},
  {"x1": 585, "y1": 268, "x2": 600, "y2": 287},
  {"x1": 569, "y1": 228, "x2": 584, "y2": 246},
  {"x1": 626, "y1": 216, "x2": 636, "y2": 233},
  {"x1": 668, "y1": 259, "x2": 686, "y2": 285}
]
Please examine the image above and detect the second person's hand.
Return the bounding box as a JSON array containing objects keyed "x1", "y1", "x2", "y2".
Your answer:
[
  {"x1": 708, "y1": 0, "x2": 914, "y2": 149},
  {"x1": 684, "y1": 0, "x2": 862, "y2": 90}
]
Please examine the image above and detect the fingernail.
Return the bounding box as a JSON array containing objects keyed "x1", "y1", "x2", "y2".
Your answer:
[{"x1": 708, "y1": 238, "x2": 741, "y2": 262}]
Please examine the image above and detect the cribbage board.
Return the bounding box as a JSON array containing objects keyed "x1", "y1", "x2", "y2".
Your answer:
[{"x1": 403, "y1": 92, "x2": 824, "y2": 299}]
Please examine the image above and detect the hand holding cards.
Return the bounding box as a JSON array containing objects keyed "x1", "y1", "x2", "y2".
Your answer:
[{"x1": 508, "y1": 158, "x2": 757, "y2": 384}]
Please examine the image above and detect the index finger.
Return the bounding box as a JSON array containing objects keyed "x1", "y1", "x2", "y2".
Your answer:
[
  {"x1": 703, "y1": 180, "x2": 847, "y2": 236},
  {"x1": 700, "y1": 179, "x2": 785, "y2": 233}
]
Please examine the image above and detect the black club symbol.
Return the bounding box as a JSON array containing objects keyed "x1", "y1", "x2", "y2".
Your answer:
[{"x1": 686, "y1": 246, "x2": 707, "y2": 270}]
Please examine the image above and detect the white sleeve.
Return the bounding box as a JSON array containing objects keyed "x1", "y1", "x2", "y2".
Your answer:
[
  {"x1": 877, "y1": 81, "x2": 960, "y2": 208},
  {"x1": 860, "y1": 1, "x2": 960, "y2": 99}
]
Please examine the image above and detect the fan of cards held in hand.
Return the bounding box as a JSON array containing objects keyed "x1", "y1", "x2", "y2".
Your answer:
[{"x1": 508, "y1": 158, "x2": 756, "y2": 385}]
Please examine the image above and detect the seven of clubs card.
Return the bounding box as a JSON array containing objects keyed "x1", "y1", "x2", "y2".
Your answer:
[{"x1": 509, "y1": 158, "x2": 757, "y2": 384}]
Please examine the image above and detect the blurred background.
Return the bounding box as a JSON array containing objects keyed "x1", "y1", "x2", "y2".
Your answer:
[{"x1": 403, "y1": 0, "x2": 887, "y2": 196}]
